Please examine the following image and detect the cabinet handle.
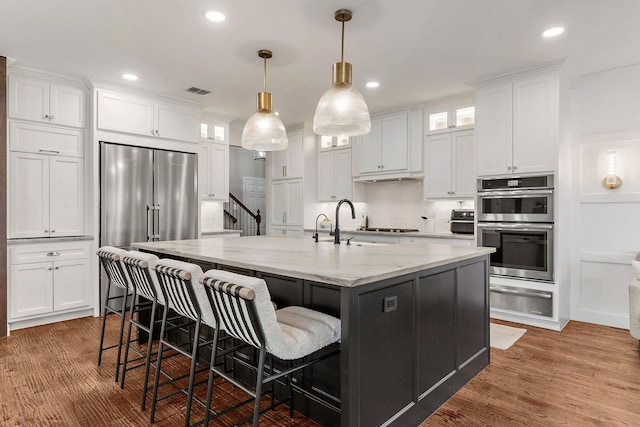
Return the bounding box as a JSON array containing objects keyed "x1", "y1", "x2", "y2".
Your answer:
[
  {"x1": 507, "y1": 166, "x2": 512, "y2": 171},
  {"x1": 49, "y1": 115, "x2": 55, "y2": 120},
  {"x1": 43, "y1": 114, "x2": 49, "y2": 119},
  {"x1": 47, "y1": 251, "x2": 60, "y2": 257},
  {"x1": 512, "y1": 165, "x2": 518, "y2": 170},
  {"x1": 48, "y1": 267, "x2": 53, "y2": 271},
  {"x1": 51, "y1": 230, "x2": 55, "y2": 233},
  {"x1": 155, "y1": 130, "x2": 160, "y2": 135},
  {"x1": 55, "y1": 266, "x2": 60, "y2": 270},
  {"x1": 39, "y1": 149, "x2": 60, "y2": 155},
  {"x1": 44, "y1": 229, "x2": 49, "y2": 233}
]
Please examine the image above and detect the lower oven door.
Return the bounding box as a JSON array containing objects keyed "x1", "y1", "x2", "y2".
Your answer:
[
  {"x1": 477, "y1": 222, "x2": 554, "y2": 282},
  {"x1": 490, "y1": 285, "x2": 553, "y2": 317}
]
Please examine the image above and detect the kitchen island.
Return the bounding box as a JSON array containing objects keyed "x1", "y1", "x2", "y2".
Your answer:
[{"x1": 132, "y1": 236, "x2": 494, "y2": 426}]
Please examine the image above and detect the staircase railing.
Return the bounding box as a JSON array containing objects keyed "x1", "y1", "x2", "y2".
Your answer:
[{"x1": 224, "y1": 193, "x2": 262, "y2": 236}]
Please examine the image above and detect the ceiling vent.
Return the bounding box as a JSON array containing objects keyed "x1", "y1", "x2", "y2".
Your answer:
[{"x1": 186, "y1": 86, "x2": 211, "y2": 96}]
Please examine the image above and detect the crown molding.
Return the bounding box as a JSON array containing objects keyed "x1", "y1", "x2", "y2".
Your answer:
[{"x1": 469, "y1": 58, "x2": 568, "y2": 89}]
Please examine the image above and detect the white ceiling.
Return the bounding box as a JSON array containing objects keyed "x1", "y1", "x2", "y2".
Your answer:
[{"x1": 2, "y1": 0, "x2": 640, "y2": 127}]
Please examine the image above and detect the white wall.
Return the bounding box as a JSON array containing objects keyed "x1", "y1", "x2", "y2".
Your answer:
[{"x1": 570, "y1": 63, "x2": 640, "y2": 328}]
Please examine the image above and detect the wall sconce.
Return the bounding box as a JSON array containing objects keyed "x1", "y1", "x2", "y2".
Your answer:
[{"x1": 603, "y1": 149, "x2": 622, "y2": 189}]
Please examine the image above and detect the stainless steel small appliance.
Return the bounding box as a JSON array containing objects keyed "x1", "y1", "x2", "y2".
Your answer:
[
  {"x1": 490, "y1": 285, "x2": 553, "y2": 317},
  {"x1": 450, "y1": 209, "x2": 475, "y2": 234},
  {"x1": 477, "y1": 174, "x2": 554, "y2": 223}
]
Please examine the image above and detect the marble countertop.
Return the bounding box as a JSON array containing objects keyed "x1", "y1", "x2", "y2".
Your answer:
[
  {"x1": 201, "y1": 229, "x2": 242, "y2": 236},
  {"x1": 305, "y1": 228, "x2": 475, "y2": 240},
  {"x1": 7, "y1": 235, "x2": 94, "y2": 245},
  {"x1": 132, "y1": 236, "x2": 493, "y2": 288}
]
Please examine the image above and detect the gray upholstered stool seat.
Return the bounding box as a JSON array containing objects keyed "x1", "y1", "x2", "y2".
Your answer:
[{"x1": 200, "y1": 269, "x2": 341, "y2": 427}]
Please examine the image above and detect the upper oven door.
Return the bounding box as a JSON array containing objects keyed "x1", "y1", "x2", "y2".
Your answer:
[{"x1": 477, "y1": 189, "x2": 553, "y2": 222}]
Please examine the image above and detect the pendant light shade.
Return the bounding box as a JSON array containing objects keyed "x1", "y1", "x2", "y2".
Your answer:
[
  {"x1": 313, "y1": 9, "x2": 371, "y2": 137},
  {"x1": 242, "y1": 50, "x2": 288, "y2": 151}
]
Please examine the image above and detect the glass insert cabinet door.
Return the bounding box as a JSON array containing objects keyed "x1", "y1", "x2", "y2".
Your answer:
[
  {"x1": 319, "y1": 135, "x2": 350, "y2": 150},
  {"x1": 426, "y1": 105, "x2": 475, "y2": 134}
]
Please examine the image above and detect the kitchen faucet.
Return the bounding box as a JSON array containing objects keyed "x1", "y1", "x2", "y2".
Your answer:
[
  {"x1": 313, "y1": 213, "x2": 329, "y2": 243},
  {"x1": 334, "y1": 199, "x2": 355, "y2": 244}
]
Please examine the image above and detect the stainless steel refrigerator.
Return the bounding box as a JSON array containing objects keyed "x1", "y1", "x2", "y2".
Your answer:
[{"x1": 99, "y1": 142, "x2": 198, "y2": 300}]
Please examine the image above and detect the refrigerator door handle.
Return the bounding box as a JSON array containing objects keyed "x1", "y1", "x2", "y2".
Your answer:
[
  {"x1": 154, "y1": 205, "x2": 161, "y2": 240},
  {"x1": 146, "y1": 205, "x2": 154, "y2": 241}
]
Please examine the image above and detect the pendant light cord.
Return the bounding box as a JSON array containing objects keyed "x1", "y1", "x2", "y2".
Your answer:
[
  {"x1": 341, "y1": 20, "x2": 345, "y2": 62},
  {"x1": 263, "y1": 56, "x2": 267, "y2": 91}
]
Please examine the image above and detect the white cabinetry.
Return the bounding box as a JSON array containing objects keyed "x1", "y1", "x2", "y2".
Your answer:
[
  {"x1": 9, "y1": 241, "x2": 91, "y2": 325},
  {"x1": 271, "y1": 128, "x2": 303, "y2": 179},
  {"x1": 198, "y1": 141, "x2": 229, "y2": 201},
  {"x1": 8, "y1": 75, "x2": 86, "y2": 128},
  {"x1": 425, "y1": 103, "x2": 475, "y2": 135},
  {"x1": 423, "y1": 129, "x2": 475, "y2": 199},
  {"x1": 318, "y1": 148, "x2": 352, "y2": 201},
  {"x1": 9, "y1": 121, "x2": 84, "y2": 157},
  {"x1": 271, "y1": 179, "x2": 302, "y2": 226},
  {"x1": 97, "y1": 90, "x2": 199, "y2": 142},
  {"x1": 9, "y1": 152, "x2": 84, "y2": 239},
  {"x1": 475, "y1": 73, "x2": 557, "y2": 176},
  {"x1": 358, "y1": 112, "x2": 408, "y2": 174}
]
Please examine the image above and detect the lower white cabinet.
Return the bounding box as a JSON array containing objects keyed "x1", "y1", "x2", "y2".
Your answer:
[
  {"x1": 9, "y1": 241, "x2": 92, "y2": 324},
  {"x1": 198, "y1": 141, "x2": 229, "y2": 201},
  {"x1": 270, "y1": 226, "x2": 303, "y2": 236}
]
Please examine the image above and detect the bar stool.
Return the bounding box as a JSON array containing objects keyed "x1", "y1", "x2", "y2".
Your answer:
[
  {"x1": 120, "y1": 250, "x2": 167, "y2": 407},
  {"x1": 96, "y1": 246, "x2": 134, "y2": 382},
  {"x1": 150, "y1": 258, "x2": 217, "y2": 426},
  {"x1": 200, "y1": 269, "x2": 341, "y2": 427}
]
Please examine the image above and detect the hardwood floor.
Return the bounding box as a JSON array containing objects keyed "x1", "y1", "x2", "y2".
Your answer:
[{"x1": 1, "y1": 316, "x2": 638, "y2": 426}]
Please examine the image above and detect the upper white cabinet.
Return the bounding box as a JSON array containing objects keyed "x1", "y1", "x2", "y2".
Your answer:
[
  {"x1": 271, "y1": 128, "x2": 303, "y2": 180},
  {"x1": 425, "y1": 104, "x2": 475, "y2": 135},
  {"x1": 270, "y1": 179, "x2": 303, "y2": 227},
  {"x1": 318, "y1": 148, "x2": 352, "y2": 201},
  {"x1": 8, "y1": 75, "x2": 86, "y2": 128},
  {"x1": 97, "y1": 90, "x2": 199, "y2": 142},
  {"x1": 198, "y1": 141, "x2": 229, "y2": 201},
  {"x1": 9, "y1": 122, "x2": 84, "y2": 157},
  {"x1": 357, "y1": 111, "x2": 408, "y2": 175},
  {"x1": 423, "y1": 129, "x2": 475, "y2": 199},
  {"x1": 9, "y1": 152, "x2": 84, "y2": 238},
  {"x1": 475, "y1": 73, "x2": 557, "y2": 176}
]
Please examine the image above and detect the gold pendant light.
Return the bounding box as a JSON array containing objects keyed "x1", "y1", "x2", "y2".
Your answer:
[
  {"x1": 313, "y1": 9, "x2": 371, "y2": 137},
  {"x1": 241, "y1": 49, "x2": 288, "y2": 151}
]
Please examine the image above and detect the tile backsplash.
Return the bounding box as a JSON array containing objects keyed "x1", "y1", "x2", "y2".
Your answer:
[{"x1": 305, "y1": 180, "x2": 474, "y2": 233}]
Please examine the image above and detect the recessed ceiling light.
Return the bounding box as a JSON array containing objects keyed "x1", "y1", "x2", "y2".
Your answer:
[
  {"x1": 205, "y1": 10, "x2": 226, "y2": 23},
  {"x1": 542, "y1": 27, "x2": 564, "y2": 38},
  {"x1": 366, "y1": 81, "x2": 380, "y2": 88},
  {"x1": 122, "y1": 73, "x2": 138, "y2": 81}
]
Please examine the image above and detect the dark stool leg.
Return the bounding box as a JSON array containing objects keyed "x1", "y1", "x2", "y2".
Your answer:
[
  {"x1": 141, "y1": 302, "x2": 159, "y2": 410},
  {"x1": 203, "y1": 326, "x2": 220, "y2": 427},
  {"x1": 253, "y1": 347, "x2": 267, "y2": 427},
  {"x1": 120, "y1": 292, "x2": 138, "y2": 388},
  {"x1": 114, "y1": 291, "x2": 130, "y2": 383},
  {"x1": 97, "y1": 280, "x2": 112, "y2": 366},
  {"x1": 150, "y1": 306, "x2": 170, "y2": 423},
  {"x1": 184, "y1": 319, "x2": 202, "y2": 427}
]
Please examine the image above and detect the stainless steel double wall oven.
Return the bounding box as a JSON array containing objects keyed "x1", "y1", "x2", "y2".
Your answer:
[{"x1": 477, "y1": 175, "x2": 554, "y2": 282}]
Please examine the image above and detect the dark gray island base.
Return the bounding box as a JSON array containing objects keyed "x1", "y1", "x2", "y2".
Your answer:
[{"x1": 133, "y1": 238, "x2": 492, "y2": 426}]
